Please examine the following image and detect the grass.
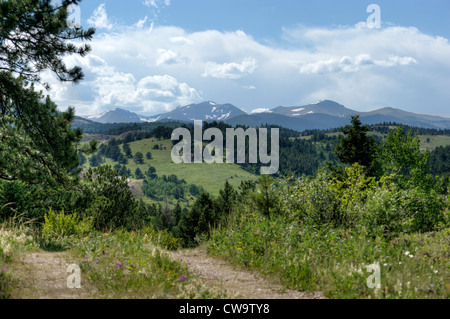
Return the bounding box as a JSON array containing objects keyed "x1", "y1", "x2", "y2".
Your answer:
[
  {"x1": 0, "y1": 218, "x2": 228, "y2": 299},
  {"x1": 72, "y1": 228, "x2": 229, "y2": 299},
  {"x1": 419, "y1": 135, "x2": 450, "y2": 151},
  {"x1": 0, "y1": 215, "x2": 39, "y2": 299},
  {"x1": 208, "y1": 206, "x2": 450, "y2": 299},
  {"x1": 84, "y1": 138, "x2": 258, "y2": 197}
]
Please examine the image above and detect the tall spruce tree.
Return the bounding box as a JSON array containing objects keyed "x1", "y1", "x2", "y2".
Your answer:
[
  {"x1": 0, "y1": 0, "x2": 95, "y2": 185},
  {"x1": 335, "y1": 115, "x2": 380, "y2": 177}
]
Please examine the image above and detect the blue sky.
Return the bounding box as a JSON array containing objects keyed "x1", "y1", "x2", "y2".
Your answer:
[{"x1": 45, "y1": 0, "x2": 450, "y2": 117}]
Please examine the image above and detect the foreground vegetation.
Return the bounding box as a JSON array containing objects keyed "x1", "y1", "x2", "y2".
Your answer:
[
  {"x1": 208, "y1": 167, "x2": 449, "y2": 298},
  {"x1": 0, "y1": 215, "x2": 227, "y2": 299}
]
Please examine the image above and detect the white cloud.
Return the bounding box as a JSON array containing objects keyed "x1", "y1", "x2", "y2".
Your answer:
[
  {"x1": 143, "y1": 0, "x2": 158, "y2": 8},
  {"x1": 203, "y1": 57, "x2": 258, "y2": 79},
  {"x1": 300, "y1": 54, "x2": 417, "y2": 74},
  {"x1": 156, "y1": 49, "x2": 184, "y2": 65},
  {"x1": 45, "y1": 21, "x2": 450, "y2": 116},
  {"x1": 135, "y1": 16, "x2": 148, "y2": 29},
  {"x1": 87, "y1": 4, "x2": 113, "y2": 30},
  {"x1": 251, "y1": 108, "x2": 271, "y2": 114},
  {"x1": 142, "y1": 0, "x2": 171, "y2": 11}
]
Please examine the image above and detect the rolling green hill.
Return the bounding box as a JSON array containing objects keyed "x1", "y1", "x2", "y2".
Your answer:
[{"x1": 84, "y1": 137, "x2": 258, "y2": 197}]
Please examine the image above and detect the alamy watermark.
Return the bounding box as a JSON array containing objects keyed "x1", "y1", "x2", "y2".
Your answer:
[
  {"x1": 367, "y1": 4, "x2": 381, "y2": 29},
  {"x1": 66, "y1": 3, "x2": 81, "y2": 29},
  {"x1": 366, "y1": 262, "x2": 381, "y2": 289},
  {"x1": 171, "y1": 121, "x2": 279, "y2": 175},
  {"x1": 67, "y1": 264, "x2": 81, "y2": 289}
]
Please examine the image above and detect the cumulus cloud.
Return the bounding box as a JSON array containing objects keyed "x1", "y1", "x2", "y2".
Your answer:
[
  {"x1": 88, "y1": 4, "x2": 113, "y2": 30},
  {"x1": 251, "y1": 108, "x2": 271, "y2": 114},
  {"x1": 44, "y1": 20, "x2": 450, "y2": 116},
  {"x1": 156, "y1": 49, "x2": 185, "y2": 65},
  {"x1": 135, "y1": 75, "x2": 202, "y2": 111},
  {"x1": 300, "y1": 54, "x2": 417, "y2": 74},
  {"x1": 203, "y1": 57, "x2": 258, "y2": 79}
]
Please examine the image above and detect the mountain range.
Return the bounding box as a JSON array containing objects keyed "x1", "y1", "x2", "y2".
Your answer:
[{"x1": 80, "y1": 100, "x2": 450, "y2": 131}]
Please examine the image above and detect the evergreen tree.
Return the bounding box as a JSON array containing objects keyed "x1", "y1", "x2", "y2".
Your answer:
[
  {"x1": 0, "y1": 0, "x2": 94, "y2": 185},
  {"x1": 134, "y1": 152, "x2": 144, "y2": 164},
  {"x1": 123, "y1": 143, "x2": 133, "y2": 158},
  {"x1": 173, "y1": 202, "x2": 182, "y2": 226},
  {"x1": 216, "y1": 180, "x2": 237, "y2": 221},
  {"x1": 82, "y1": 165, "x2": 137, "y2": 230},
  {"x1": 146, "y1": 166, "x2": 157, "y2": 179},
  {"x1": 335, "y1": 115, "x2": 380, "y2": 176},
  {"x1": 178, "y1": 193, "x2": 215, "y2": 247},
  {"x1": 135, "y1": 168, "x2": 145, "y2": 179},
  {"x1": 117, "y1": 153, "x2": 128, "y2": 165}
]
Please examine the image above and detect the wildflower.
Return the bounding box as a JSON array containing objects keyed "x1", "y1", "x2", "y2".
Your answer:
[
  {"x1": 404, "y1": 251, "x2": 410, "y2": 256},
  {"x1": 104, "y1": 251, "x2": 108, "y2": 256},
  {"x1": 116, "y1": 262, "x2": 123, "y2": 268},
  {"x1": 104, "y1": 233, "x2": 109, "y2": 236},
  {"x1": 179, "y1": 275, "x2": 187, "y2": 282},
  {"x1": 0, "y1": 265, "x2": 9, "y2": 273},
  {"x1": 237, "y1": 247, "x2": 242, "y2": 252},
  {"x1": 94, "y1": 259, "x2": 99, "y2": 264}
]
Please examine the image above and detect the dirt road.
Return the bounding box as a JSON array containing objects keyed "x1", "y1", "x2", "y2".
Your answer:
[
  {"x1": 9, "y1": 248, "x2": 323, "y2": 299},
  {"x1": 169, "y1": 247, "x2": 324, "y2": 299}
]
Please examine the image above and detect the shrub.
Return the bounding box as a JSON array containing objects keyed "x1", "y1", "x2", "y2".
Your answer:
[
  {"x1": 279, "y1": 168, "x2": 342, "y2": 226},
  {"x1": 42, "y1": 209, "x2": 93, "y2": 239},
  {"x1": 361, "y1": 180, "x2": 447, "y2": 237}
]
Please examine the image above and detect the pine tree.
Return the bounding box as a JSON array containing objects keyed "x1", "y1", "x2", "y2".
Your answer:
[
  {"x1": 334, "y1": 115, "x2": 380, "y2": 177},
  {"x1": 134, "y1": 152, "x2": 144, "y2": 164},
  {"x1": 0, "y1": 0, "x2": 95, "y2": 185},
  {"x1": 135, "y1": 168, "x2": 144, "y2": 179},
  {"x1": 123, "y1": 143, "x2": 133, "y2": 158},
  {"x1": 173, "y1": 202, "x2": 182, "y2": 226},
  {"x1": 216, "y1": 180, "x2": 237, "y2": 220}
]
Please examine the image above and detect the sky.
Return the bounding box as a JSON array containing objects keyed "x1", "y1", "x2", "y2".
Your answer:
[{"x1": 44, "y1": 0, "x2": 450, "y2": 117}]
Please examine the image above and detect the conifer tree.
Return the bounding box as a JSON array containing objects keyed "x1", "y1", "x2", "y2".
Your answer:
[
  {"x1": 334, "y1": 115, "x2": 380, "y2": 177},
  {"x1": 0, "y1": 0, "x2": 95, "y2": 185}
]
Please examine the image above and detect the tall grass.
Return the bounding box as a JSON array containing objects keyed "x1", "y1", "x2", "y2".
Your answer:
[
  {"x1": 0, "y1": 211, "x2": 38, "y2": 298},
  {"x1": 73, "y1": 228, "x2": 227, "y2": 298},
  {"x1": 208, "y1": 206, "x2": 449, "y2": 298}
]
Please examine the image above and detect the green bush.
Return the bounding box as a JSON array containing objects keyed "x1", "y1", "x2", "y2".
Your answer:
[
  {"x1": 278, "y1": 164, "x2": 448, "y2": 236},
  {"x1": 279, "y1": 168, "x2": 342, "y2": 226},
  {"x1": 42, "y1": 209, "x2": 93, "y2": 239},
  {"x1": 361, "y1": 181, "x2": 447, "y2": 236}
]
